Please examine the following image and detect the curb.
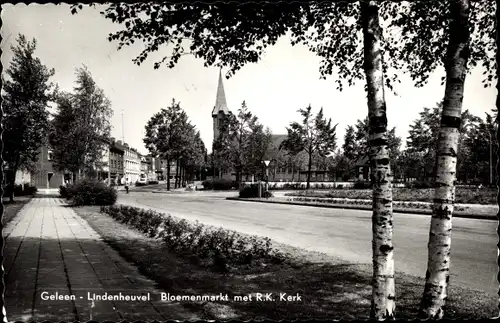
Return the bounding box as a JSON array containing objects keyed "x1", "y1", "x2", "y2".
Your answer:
[
  {"x1": 151, "y1": 190, "x2": 188, "y2": 194},
  {"x1": 225, "y1": 197, "x2": 498, "y2": 221},
  {"x1": 34, "y1": 194, "x2": 61, "y2": 198}
]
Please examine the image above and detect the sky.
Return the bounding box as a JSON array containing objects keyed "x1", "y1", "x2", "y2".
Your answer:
[{"x1": 1, "y1": 3, "x2": 496, "y2": 155}]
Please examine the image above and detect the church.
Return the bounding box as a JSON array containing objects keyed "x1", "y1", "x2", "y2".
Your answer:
[{"x1": 211, "y1": 71, "x2": 331, "y2": 183}]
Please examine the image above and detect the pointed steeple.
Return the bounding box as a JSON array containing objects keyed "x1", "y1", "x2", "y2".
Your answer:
[{"x1": 212, "y1": 69, "x2": 230, "y2": 116}]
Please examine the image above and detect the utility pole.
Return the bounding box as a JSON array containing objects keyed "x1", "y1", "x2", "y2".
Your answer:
[{"x1": 121, "y1": 108, "x2": 125, "y2": 143}]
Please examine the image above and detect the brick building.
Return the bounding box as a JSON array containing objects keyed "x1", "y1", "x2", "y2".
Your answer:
[{"x1": 31, "y1": 145, "x2": 65, "y2": 189}]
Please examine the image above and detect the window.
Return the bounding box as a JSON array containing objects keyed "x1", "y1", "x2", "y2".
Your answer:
[{"x1": 47, "y1": 150, "x2": 53, "y2": 161}]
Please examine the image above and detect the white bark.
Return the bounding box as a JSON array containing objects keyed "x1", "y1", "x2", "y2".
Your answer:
[
  {"x1": 360, "y1": 1, "x2": 396, "y2": 319},
  {"x1": 420, "y1": 0, "x2": 471, "y2": 319}
]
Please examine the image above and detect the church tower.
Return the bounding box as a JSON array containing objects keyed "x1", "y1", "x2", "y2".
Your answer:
[{"x1": 212, "y1": 69, "x2": 230, "y2": 143}]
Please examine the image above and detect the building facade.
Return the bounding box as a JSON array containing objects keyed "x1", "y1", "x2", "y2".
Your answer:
[
  {"x1": 31, "y1": 145, "x2": 65, "y2": 189},
  {"x1": 123, "y1": 144, "x2": 141, "y2": 183},
  {"x1": 109, "y1": 139, "x2": 125, "y2": 184}
]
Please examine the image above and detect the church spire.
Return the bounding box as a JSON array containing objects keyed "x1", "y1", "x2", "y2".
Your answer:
[{"x1": 212, "y1": 69, "x2": 229, "y2": 116}]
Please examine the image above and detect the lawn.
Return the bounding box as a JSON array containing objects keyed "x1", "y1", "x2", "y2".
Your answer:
[
  {"x1": 74, "y1": 205, "x2": 497, "y2": 320},
  {"x1": 286, "y1": 187, "x2": 497, "y2": 205},
  {"x1": 2, "y1": 196, "x2": 32, "y2": 225}
]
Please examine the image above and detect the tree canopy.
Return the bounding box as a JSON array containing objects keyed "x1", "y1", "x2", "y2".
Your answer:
[
  {"x1": 50, "y1": 66, "x2": 113, "y2": 179},
  {"x1": 2, "y1": 34, "x2": 55, "y2": 200},
  {"x1": 281, "y1": 105, "x2": 337, "y2": 189}
]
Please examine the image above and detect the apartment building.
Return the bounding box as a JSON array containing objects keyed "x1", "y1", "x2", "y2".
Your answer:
[{"x1": 123, "y1": 143, "x2": 141, "y2": 183}]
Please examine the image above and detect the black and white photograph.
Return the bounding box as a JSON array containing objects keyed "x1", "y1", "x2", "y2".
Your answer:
[{"x1": 1, "y1": 1, "x2": 498, "y2": 321}]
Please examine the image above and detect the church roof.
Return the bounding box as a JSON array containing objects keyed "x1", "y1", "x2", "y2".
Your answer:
[{"x1": 212, "y1": 69, "x2": 230, "y2": 116}]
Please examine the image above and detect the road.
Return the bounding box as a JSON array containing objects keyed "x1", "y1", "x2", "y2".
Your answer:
[{"x1": 117, "y1": 190, "x2": 497, "y2": 295}]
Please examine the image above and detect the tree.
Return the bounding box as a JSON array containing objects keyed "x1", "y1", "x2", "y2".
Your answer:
[
  {"x1": 2, "y1": 34, "x2": 55, "y2": 202},
  {"x1": 343, "y1": 125, "x2": 358, "y2": 161},
  {"x1": 345, "y1": 117, "x2": 401, "y2": 179},
  {"x1": 281, "y1": 105, "x2": 337, "y2": 190},
  {"x1": 406, "y1": 103, "x2": 481, "y2": 183},
  {"x1": 244, "y1": 124, "x2": 272, "y2": 180},
  {"x1": 416, "y1": 1, "x2": 472, "y2": 318},
  {"x1": 211, "y1": 102, "x2": 272, "y2": 181},
  {"x1": 70, "y1": 1, "x2": 498, "y2": 317},
  {"x1": 183, "y1": 130, "x2": 207, "y2": 182},
  {"x1": 50, "y1": 66, "x2": 113, "y2": 182},
  {"x1": 461, "y1": 111, "x2": 498, "y2": 183},
  {"x1": 143, "y1": 99, "x2": 186, "y2": 190}
]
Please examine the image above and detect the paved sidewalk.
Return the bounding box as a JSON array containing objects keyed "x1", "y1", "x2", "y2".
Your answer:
[{"x1": 4, "y1": 198, "x2": 200, "y2": 322}]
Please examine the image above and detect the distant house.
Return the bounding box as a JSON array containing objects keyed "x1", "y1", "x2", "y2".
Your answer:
[
  {"x1": 355, "y1": 155, "x2": 371, "y2": 181},
  {"x1": 31, "y1": 145, "x2": 65, "y2": 189}
]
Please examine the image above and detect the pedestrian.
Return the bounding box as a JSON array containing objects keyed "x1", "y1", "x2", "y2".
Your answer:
[{"x1": 125, "y1": 177, "x2": 130, "y2": 194}]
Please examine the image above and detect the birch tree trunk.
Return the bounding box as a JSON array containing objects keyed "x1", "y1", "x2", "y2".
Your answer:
[
  {"x1": 360, "y1": 1, "x2": 396, "y2": 319},
  {"x1": 496, "y1": 0, "x2": 500, "y2": 316},
  {"x1": 419, "y1": 0, "x2": 471, "y2": 319}
]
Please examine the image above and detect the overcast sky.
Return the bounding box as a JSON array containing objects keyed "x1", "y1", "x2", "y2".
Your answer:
[{"x1": 1, "y1": 3, "x2": 495, "y2": 155}]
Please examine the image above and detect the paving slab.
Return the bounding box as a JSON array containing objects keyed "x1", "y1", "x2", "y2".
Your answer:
[{"x1": 4, "y1": 197, "x2": 200, "y2": 321}]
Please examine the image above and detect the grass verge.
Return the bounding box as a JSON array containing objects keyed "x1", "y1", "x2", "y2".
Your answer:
[
  {"x1": 286, "y1": 188, "x2": 496, "y2": 205},
  {"x1": 74, "y1": 205, "x2": 497, "y2": 320},
  {"x1": 2, "y1": 196, "x2": 32, "y2": 225}
]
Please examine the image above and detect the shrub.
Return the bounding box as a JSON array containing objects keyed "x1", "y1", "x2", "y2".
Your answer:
[
  {"x1": 239, "y1": 184, "x2": 274, "y2": 198},
  {"x1": 405, "y1": 180, "x2": 434, "y2": 189},
  {"x1": 202, "y1": 178, "x2": 237, "y2": 190},
  {"x1": 353, "y1": 181, "x2": 372, "y2": 189},
  {"x1": 67, "y1": 179, "x2": 117, "y2": 206},
  {"x1": 3, "y1": 183, "x2": 38, "y2": 197},
  {"x1": 100, "y1": 205, "x2": 285, "y2": 268},
  {"x1": 59, "y1": 185, "x2": 68, "y2": 198}
]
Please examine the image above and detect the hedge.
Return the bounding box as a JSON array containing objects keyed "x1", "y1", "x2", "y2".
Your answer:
[
  {"x1": 3, "y1": 183, "x2": 37, "y2": 197},
  {"x1": 239, "y1": 184, "x2": 274, "y2": 198},
  {"x1": 100, "y1": 205, "x2": 286, "y2": 270},
  {"x1": 202, "y1": 178, "x2": 238, "y2": 190}
]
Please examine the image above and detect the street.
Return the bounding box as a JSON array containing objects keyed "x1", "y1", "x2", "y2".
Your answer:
[{"x1": 117, "y1": 190, "x2": 498, "y2": 295}]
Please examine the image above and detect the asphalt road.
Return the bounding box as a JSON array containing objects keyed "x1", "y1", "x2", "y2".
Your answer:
[{"x1": 117, "y1": 190, "x2": 497, "y2": 295}]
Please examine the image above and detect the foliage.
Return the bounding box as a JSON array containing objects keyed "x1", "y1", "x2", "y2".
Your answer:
[
  {"x1": 460, "y1": 109, "x2": 498, "y2": 183},
  {"x1": 202, "y1": 178, "x2": 237, "y2": 190},
  {"x1": 405, "y1": 102, "x2": 485, "y2": 182},
  {"x1": 2, "y1": 34, "x2": 55, "y2": 200},
  {"x1": 50, "y1": 66, "x2": 113, "y2": 177},
  {"x1": 2, "y1": 183, "x2": 38, "y2": 197},
  {"x1": 405, "y1": 180, "x2": 434, "y2": 189},
  {"x1": 280, "y1": 105, "x2": 338, "y2": 189},
  {"x1": 343, "y1": 118, "x2": 401, "y2": 164},
  {"x1": 100, "y1": 204, "x2": 286, "y2": 269},
  {"x1": 63, "y1": 179, "x2": 117, "y2": 206},
  {"x1": 144, "y1": 99, "x2": 196, "y2": 189},
  {"x1": 353, "y1": 181, "x2": 372, "y2": 190},
  {"x1": 287, "y1": 187, "x2": 496, "y2": 205},
  {"x1": 212, "y1": 101, "x2": 271, "y2": 181},
  {"x1": 239, "y1": 184, "x2": 274, "y2": 198}
]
